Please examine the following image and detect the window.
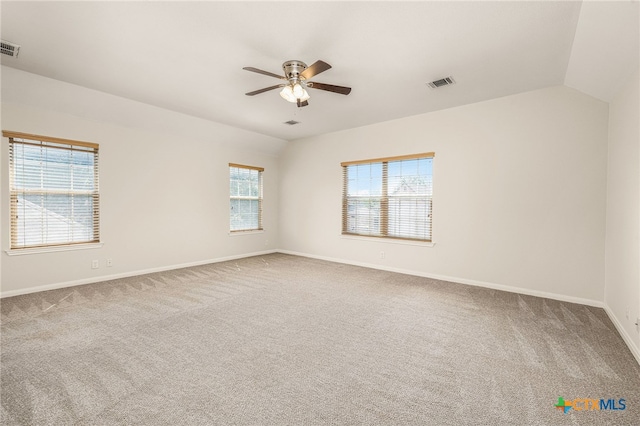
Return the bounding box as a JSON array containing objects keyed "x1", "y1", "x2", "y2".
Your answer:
[
  {"x1": 342, "y1": 153, "x2": 434, "y2": 242},
  {"x1": 229, "y1": 163, "x2": 263, "y2": 232},
  {"x1": 5, "y1": 131, "x2": 100, "y2": 250}
]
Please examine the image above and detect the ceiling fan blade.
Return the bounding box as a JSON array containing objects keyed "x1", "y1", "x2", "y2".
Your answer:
[
  {"x1": 300, "y1": 60, "x2": 332, "y2": 80},
  {"x1": 307, "y1": 82, "x2": 352, "y2": 95},
  {"x1": 245, "y1": 84, "x2": 284, "y2": 96},
  {"x1": 243, "y1": 67, "x2": 285, "y2": 80}
]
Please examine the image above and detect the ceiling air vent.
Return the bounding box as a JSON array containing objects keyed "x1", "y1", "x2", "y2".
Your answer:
[
  {"x1": 427, "y1": 76, "x2": 455, "y2": 89},
  {"x1": 1, "y1": 40, "x2": 20, "y2": 58},
  {"x1": 284, "y1": 120, "x2": 300, "y2": 126}
]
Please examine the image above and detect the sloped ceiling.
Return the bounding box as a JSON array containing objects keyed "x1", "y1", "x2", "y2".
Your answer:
[
  {"x1": 1, "y1": 1, "x2": 638, "y2": 142},
  {"x1": 564, "y1": 1, "x2": 639, "y2": 101}
]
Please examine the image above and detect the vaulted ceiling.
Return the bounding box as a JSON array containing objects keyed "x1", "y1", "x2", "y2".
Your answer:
[{"x1": 1, "y1": 1, "x2": 638, "y2": 142}]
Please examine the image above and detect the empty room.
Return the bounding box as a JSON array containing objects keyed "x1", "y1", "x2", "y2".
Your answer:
[{"x1": 1, "y1": 1, "x2": 639, "y2": 424}]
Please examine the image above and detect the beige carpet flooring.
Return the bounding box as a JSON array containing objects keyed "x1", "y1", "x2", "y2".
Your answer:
[{"x1": 1, "y1": 253, "x2": 639, "y2": 425}]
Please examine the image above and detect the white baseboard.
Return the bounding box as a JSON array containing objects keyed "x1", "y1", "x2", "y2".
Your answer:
[
  {"x1": 4, "y1": 248, "x2": 603, "y2": 308},
  {"x1": 278, "y1": 250, "x2": 640, "y2": 366},
  {"x1": 0, "y1": 249, "x2": 277, "y2": 298},
  {"x1": 603, "y1": 305, "x2": 640, "y2": 366},
  {"x1": 4, "y1": 248, "x2": 638, "y2": 366},
  {"x1": 277, "y1": 249, "x2": 605, "y2": 308}
]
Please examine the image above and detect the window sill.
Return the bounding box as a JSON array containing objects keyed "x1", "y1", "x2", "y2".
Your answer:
[
  {"x1": 340, "y1": 234, "x2": 435, "y2": 247},
  {"x1": 5, "y1": 242, "x2": 104, "y2": 256},
  {"x1": 228, "y1": 229, "x2": 264, "y2": 236}
]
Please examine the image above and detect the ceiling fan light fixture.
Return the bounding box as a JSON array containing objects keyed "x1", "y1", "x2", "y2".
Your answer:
[
  {"x1": 280, "y1": 83, "x2": 310, "y2": 103},
  {"x1": 292, "y1": 83, "x2": 304, "y2": 98},
  {"x1": 280, "y1": 85, "x2": 296, "y2": 102},
  {"x1": 299, "y1": 87, "x2": 310, "y2": 102}
]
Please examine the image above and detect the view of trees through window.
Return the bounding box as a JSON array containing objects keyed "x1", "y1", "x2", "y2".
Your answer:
[{"x1": 343, "y1": 155, "x2": 433, "y2": 241}]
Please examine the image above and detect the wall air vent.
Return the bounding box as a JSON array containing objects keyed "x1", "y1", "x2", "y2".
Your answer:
[
  {"x1": 427, "y1": 76, "x2": 455, "y2": 89},
  {"x1": 284, "y1": 120, "x2": 300, "y2": 126},
  {"x1": 1, "y1": 40, "x2": 20, "y2": 58}
]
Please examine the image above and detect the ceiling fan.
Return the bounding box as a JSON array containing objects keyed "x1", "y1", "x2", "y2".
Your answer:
[{"x1": 243, "y1": 60, "x2": 351, "y2": 107}]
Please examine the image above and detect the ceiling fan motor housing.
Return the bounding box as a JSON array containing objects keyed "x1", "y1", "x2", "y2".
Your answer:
[{"x1": 282, "y1": 60, "x2": 307, "y2": 82}]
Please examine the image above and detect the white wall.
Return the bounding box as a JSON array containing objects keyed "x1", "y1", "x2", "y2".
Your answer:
[
  {"x1": 279, "y1": 86, "x2": 609, "y2": 305},
  {"x1": 604, "y1": 69, "x2": 640, "y2": 360},
  {"x1": 1, "y1": 67, "x2": 286, "y2": 296}
]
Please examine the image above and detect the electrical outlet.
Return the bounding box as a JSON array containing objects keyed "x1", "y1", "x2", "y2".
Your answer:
[
  {"x1": 91, "y1": 260, "x2": 99, "y2": 269},
  {"x1": 626, "y1": 308, "x2": 630, "y2": 320},
  {"x1": 106, "y1": 258, "x2": 113, "y2": 267},
  {"x1": 380, "y1": 251, "x2": 385, "y2": 259}
]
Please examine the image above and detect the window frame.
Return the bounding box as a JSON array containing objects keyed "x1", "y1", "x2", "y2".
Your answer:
[
  {"x1": 4, "y1": 130, "x2": 101, "y2": 251},
  {"x1": 341, "y1": 152, "x2": 434, "y2": 243},
  {"x1": 229, "y1": 163, "x2": 264, "y2": 233}
]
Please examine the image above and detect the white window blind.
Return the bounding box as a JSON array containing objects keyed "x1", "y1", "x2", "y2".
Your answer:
[
  {"x1": 342, "y1": 153, "x2": 434, "y2": 242},
  {"x1": 229, "y1": 163, "x2": 263, "y2": 232},
  {"x1": 5, "y1": 131, "x2": 100, "y2": 249}
]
